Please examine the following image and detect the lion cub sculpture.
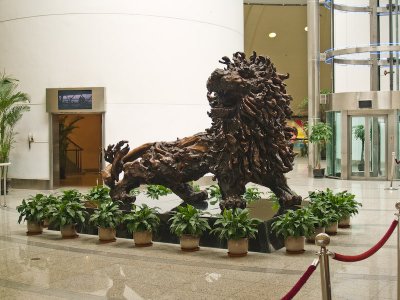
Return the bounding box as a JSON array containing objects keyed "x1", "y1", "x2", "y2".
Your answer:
[{"x1": 102, "y1": 51, "x2": 302, "y2": 214}]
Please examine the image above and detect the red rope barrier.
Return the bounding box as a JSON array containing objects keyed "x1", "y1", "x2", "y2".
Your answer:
[
  {"x1": 281, "y1": 264, "x2": 317, "y2": 300},
  {"x1": 333, "y1": 219, "x2": 398, "y2": 263}
]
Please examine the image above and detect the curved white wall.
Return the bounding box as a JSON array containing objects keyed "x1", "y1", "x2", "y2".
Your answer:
[{"x1": 0, "y1": 0, "x2": 244, "y2": 182}]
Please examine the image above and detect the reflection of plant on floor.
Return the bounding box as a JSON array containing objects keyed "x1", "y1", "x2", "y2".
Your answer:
[{"x1": 59, "y1": 115, "x2": 83, "y2": 179}]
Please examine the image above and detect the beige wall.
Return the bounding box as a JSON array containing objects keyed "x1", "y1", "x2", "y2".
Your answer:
[
  {"x1": 244, "y1": 4, "x2": 331, "y2": 116},
  {"x1": 65, "y1": 114, "x2": 102, "y2": 171}
]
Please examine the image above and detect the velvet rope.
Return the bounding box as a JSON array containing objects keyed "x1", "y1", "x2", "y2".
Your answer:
[
  {"x1": 333, "y1": 219, "x2": 398, "y2": 263},
  {"x1": 281, "y1": 264, "x2": 317, "y2": 300}
]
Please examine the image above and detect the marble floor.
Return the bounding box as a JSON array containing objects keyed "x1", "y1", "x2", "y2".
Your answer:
[{"x1": 0, "y1": 158, "x2": 399, "y2": 299}]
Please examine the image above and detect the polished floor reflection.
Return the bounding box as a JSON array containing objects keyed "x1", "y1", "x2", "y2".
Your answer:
[{"x1": 0, "y1": 157, "x2": 398, "y2": 299}]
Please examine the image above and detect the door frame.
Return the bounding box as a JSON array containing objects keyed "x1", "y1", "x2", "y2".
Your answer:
[
  {"x1": 49, "y1": 112, "x2": 105, "y2": 189},
  {"x1": 344, "y1": 110, "x2": 395, "y2": 180}
]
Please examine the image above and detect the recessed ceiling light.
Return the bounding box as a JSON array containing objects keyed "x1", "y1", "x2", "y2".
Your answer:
[
  {"x1": 268, "y1": 32, "x2": 277, "y2": 38},
  {"x1": 304, "y1": 26, "x2": 308, "y2": 31}
]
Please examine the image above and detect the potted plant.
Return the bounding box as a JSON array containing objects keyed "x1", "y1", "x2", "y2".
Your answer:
[
  {"x1": 335, "y1": 191, "x2": 361, "y2": 228},
  {"x1": 89, "y1": 200, "x2": 123, "y2": 242},
  {"x1": 0, "y1": 74, "x2": 30, "y2": 194},
  {"x1": 242, "y1": 186, "x2": 263, "y2": 204},
  {"x1": 123, "y1": 204, "x2": 160, "y2": 247},
  {"x1": 207, "y1": 184, "x2": 222, "y2": 205},
  {"x1": 17, "y1": 195, "x2": 46, "y2": 235},
  {"x1": 211, "y1": 208, "x2": 261, "y2": 257},
  {"x1": 47, "y1": 199, "x2": 87, "y2": 238},
  {"x1": 59, "y1": 189, "x2": 83, "y2": 203},
  {"x1": 353, "y1": 124, "x2": 365, "y2": 171},
  {"x1": 84, "y1": 185, "x2": 111, "y2": 208},
  {"x1": 40, "y1": 194, "x2": 60, "y2": 227},
  {"x1": 309, "y1": 189, "x2": 342, "y2": 235},
  {"x1": 272, "y1": 208, "x2": 317, "y2": 253},
  {"x1": 306, "y1": 200, "x2": 330, "y2": 243},
  {"x1": 169, "y1": 204, "x2": 210, "y2": 251},
  {"x1": 308, "y1": 122, "x2": 332, "y2": 178}
]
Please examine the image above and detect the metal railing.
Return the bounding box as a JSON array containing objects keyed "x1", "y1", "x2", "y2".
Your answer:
[{"x1": 65, "y1": 138, "x2": 83, "y2": 173}]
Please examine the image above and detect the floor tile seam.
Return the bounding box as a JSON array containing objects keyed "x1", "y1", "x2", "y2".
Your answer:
[
  {"x1": 0, "y1": 277, "x2": 107, "y2": 300},
  {"x1": 332, "y1": 272, "x2": 397, "y2": 282}
]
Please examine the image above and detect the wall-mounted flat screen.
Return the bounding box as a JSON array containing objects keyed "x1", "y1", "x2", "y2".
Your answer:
[{"x1": 58, "y1": 90, "x2": 92, "y2": 110}]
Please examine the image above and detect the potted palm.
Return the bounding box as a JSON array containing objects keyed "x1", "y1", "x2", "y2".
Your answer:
[
  {"x1": 353, "y1": 125, "x2": 365, "y2": 171},
  {"x1": 90, "y1": 200, "x2": 123, "y2": 242},
  {"x1": 211, "y1": 208, "x2": 261, "y2": 257},
  {"x1": 84, "y1": 185, "x2": 111, "y2": 208},
  {"x1": 309, "y1": 122, "x2": 333, "y2": 178},
  {"x1": 123, "y1": 204, "x2": 160, "y2": 247},
  {"x1": 0, "y1": 74, "x2": 30, "y2": 193},
  {"x1": 47, "y1": 199, "x2": 87, "y2": 238},
  {"x1": 272, "y1": 208, "x2": 317, "y2": 253},
  {"x1": 17, "y1": 195, "x2": 46, "y2": 235},
  {"x1": 169, "y1": 204, "x2": 210, "y2": 251}
]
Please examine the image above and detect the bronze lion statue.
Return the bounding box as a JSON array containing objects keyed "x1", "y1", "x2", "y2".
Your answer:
[{"x1": 102, "y1": 52, "x2": 301, "y2": 214}]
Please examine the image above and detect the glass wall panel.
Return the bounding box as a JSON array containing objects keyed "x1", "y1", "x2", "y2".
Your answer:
[
  {"x1": 350, "y1": 116, "x2": 366, "y2": 177},
  {"x1": 327, "y1": 111, "x2": 342, "y2": 177}
]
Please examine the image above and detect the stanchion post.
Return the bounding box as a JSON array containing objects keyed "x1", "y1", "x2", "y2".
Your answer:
[
  {"x1": 385, "y1": 152, "x2": 398, "y2": 190},
  {"x1": 315, "y1": 233, "x2": 332, "y2": 300},
  {"x1": 395, "y1": 202, "x2": 400, "y2": 300}
]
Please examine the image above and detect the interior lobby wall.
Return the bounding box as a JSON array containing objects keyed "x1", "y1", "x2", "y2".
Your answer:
[{"x1": 0, "y1": 0, "x2": 244, "y2": 182}]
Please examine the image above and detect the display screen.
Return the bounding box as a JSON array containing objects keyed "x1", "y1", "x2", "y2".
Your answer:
[{"x1": 58, "y1": 90, "x2": 92, "y2": 110}]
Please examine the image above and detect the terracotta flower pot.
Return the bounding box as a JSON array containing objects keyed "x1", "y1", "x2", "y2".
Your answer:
[
  {"x1": 227, "y1": 238, "x2": 248, "y2": 257},
  {"x1": 27, "y1": 220, "x2": 43, "y2": 235},
  {"x1": 285, "y1": 236, "x2": 305, "y2": 254},
  {"x1": 134, "y1": 230, "x2": 153, "y2": 247},
  {"x1": 338, "y1": 216, "x2": 351, "y2": 228},
  {"x1": 306, "y1": 227, "x2": 325, "y2": 243},
  {"x1": 98, "y1": 227, "x2": 116, "y2": 242},
  {"x1": 325, "y1": 221, "x2": 338, "y2": 235},
  {"x1": 180, "y1": 234, "x2": 200, "y2": 251},
  {"x1": 60, "y1": 224, "x2": 79, "y2": 239}
]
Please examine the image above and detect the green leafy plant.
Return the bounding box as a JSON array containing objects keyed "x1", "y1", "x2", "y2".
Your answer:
[
  {"x1": 129, "y1": 188, "x2": 141, "y2": 197},
  {"x1": 308, "y1": 200, "x2": 332, "y2": 228},
  {"x1": 211, "y1": 209, "x2": 261, "y2": 240},
  {"x1": 335, "y1": 190, "x2": 361, "y2": 218},
  {"x1": 272, "y1": 208, "x2": 318, "y2": 239},
  {"x1": 0, "y1": 73, "x2": 30, "y2": 164},
  {"x1": 145, "y1": 185, "x2": 172, "y2": 200},
  {"x1": 47, "y1": 199, "x2": 88, "y2": 227},
  {"x1": 190, "y1": 181, "x2": 201, "y2": 193},
  {"x1": 59, "y1": 189, "x2": 83, "y2": 203},
  {"x1": 353, "y1": 124, "x2": 365, "y2": 165},
  {"x1": 169, "y1": 204, "x2": 210, "y2": 237},
  {"x1": 123, "y1": 204, "x2": 160, "y2": 233},
  {"x1": 17, "y1": 194, "x2": 47, "y2": 224},
  {"x1": 89, "y1": 200, "x2": 123, "y2": 228},
  {"x1": 84, "y1": 185, "x2": 111, "y2": 207},
  {"x1": 242, "y1": 186, "x2": 263, "y2": 204},
  {"x1": 207, "y1": 184, "x2": 222, "y2": 205},
  {"x1": 267, "y1": 192, "x2": 280, "y2": 212},
  {"x1": 309, "y1": 122, "x2": 332, "y2": 169}
]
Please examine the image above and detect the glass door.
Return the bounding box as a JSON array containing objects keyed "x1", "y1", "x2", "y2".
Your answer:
[{"x1": 350, "y1": 115, "x2": 387, "y2": 179}]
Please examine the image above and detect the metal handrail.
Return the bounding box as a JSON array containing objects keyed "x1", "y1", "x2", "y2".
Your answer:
[{"x1": 65, "y1": 138, "x2": 83, "y2": 172}]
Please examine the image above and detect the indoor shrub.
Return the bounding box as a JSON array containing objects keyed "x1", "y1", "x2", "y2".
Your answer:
[
  {"x1": 17, "y1": 194, "x2": 47, "y2": 225},
  {"x1": 211, "y1": 208, "x2": 261, "y2": 241},
  {"x1": 169, "y1": 204, "x2": 210, "y2": 237},
  {"x1": 271, "y1": 208, "x2": 317, "y2": 239},
  {"x1": 123, "y1": 204, "x2": 160, "y2": 233},
  {"x1": 89, "y1": 200, "x2": 123, "y2": 229},
  {"x1": 48, "y1": 199, "x2": 87, "y2": 227},
  {"x1": 242, "y1": 186, "x2": 263, "y2": 204},
  {"x1": 207, "y1": 184, "x2": 222, "y2": 205},
  {"x1": 84, "y1": 185, "x2": 111, "y2": 208}
]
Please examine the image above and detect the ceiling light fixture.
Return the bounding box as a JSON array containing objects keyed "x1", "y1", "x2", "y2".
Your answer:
[
  {"x1": 304, "y1": 26, "x2": 308, "y2": 31},
  {"x1": 268, "y1": 32, "x2": 277, "y2": 38}
]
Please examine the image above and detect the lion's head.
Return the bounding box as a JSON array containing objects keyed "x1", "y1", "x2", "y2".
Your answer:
[{"x1": 206, "y1": 52, "x2": 296, "y2": 178}]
